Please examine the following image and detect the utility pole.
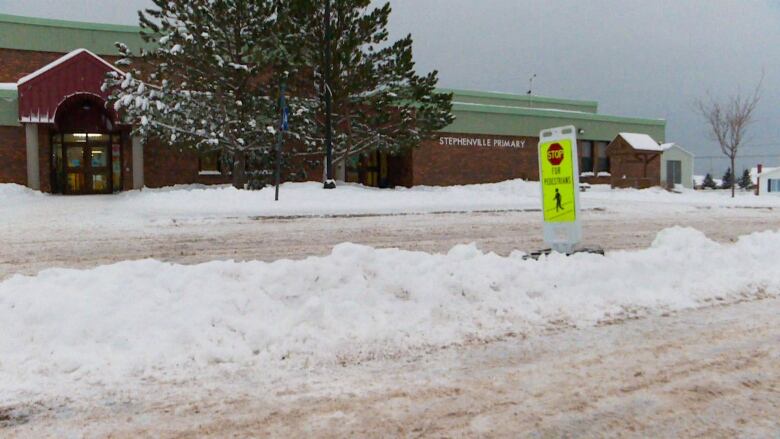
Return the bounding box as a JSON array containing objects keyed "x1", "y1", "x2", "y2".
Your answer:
[
  {"x1": 275, "y1": 72, "x2": 288, "y2": 201},
  {"x1": 323, "y1": 0, "x2": 336, "y2": 189}
]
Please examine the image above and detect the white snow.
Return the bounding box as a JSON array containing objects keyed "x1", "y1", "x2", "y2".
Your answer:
[
  {"x1": 0, "y1": 227, "x2": 778, "y2": 396},
  {"x1": 749, "y1": 167, "x2": 778, "y2": 185},
  {"x1": 2, "y1": 180, "x2": 780, "y2": 231},
  {"x1": 757, "y1": 167, "x2": 780, "y2": 179},
  {"x1": 619, "y1": 132, "x2": 663, "y2": 151},
  {"x1": 660, "y1": 142, "x2": 695, "y2": 157}
]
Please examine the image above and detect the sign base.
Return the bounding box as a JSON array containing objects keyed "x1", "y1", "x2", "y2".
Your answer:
[{"x1": 522, "y1": 245, "x2": 605, "y2": 261}]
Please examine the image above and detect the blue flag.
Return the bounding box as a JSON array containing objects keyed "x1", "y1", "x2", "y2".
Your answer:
[{"x1": 281, "y1": 107, "x2": 289, "y2": 131}]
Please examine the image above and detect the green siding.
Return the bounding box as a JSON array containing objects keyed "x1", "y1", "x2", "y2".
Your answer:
[
  {"x1": 661, "y1": 146, "x2": 695, "y2": 189},
  {"x1": 445, "y1": 102, "x2": 665, "y2": 142},
  {"x1": 442, "y1": 88, "x2": 599, "y2": 113},
  {"x1": 0, "y1": 89, "x2": 19, "y2": 127},
  {"x1": 0, "y1": 13, "x2": 147, "y2": 55}
]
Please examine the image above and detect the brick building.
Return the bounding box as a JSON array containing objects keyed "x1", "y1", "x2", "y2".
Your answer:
[{"x1": 0, "y1": 13, "x2": 666, "y2": 194}]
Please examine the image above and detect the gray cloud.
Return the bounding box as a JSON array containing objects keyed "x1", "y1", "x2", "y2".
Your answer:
[{"x1": 3, "y1": 0, "x2": 779, "y2": 174}]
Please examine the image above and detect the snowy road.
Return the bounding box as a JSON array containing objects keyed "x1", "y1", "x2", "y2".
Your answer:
[
  {"x1": 2, "y1": 206, "x2": 780, "y2": 280},
  {"x1": 5, "y1": 296, "x2": 779, "y2": 438},
  {"x1": 2, "y1": 182, "x2": 780, "y2": 437}
]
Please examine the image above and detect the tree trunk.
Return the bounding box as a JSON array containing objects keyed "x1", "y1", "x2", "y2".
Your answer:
[
  {"x1": 731, "y1": 156, "x2": 736, "y2": 198},
  {"x1": 232, "y1": 150, "x2": 247, "y2": 189}
]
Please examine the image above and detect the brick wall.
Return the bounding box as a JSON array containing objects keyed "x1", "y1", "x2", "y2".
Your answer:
[
  {"x1": 143, "y1": 139, "x2": 231, "y2": 188},
  {"x1": 0, "y1": 125, "x2": 26, "y2": 185},
  {"x1": 0, "y1": 48, "x2": 122, "y2": 82},
  {"x1": 411, "y1": 133, "x2": 539, "y2": 186},
  {"x1": 387, "y1": 152, "x2": 414, "y2": 187}
]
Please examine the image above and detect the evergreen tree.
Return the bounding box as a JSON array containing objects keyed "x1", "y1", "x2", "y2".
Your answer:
[
  {"x1": 738, "y1": 168, "x2": 753, "y2": 190},
  {"x1": 302, "y1": 0, "x2": 454, "y2": 174},
  {"x1": 106, "y1": 0, "x2": 319, "y2": 189},
  {"x1": 703, "y1": 173, "x2": 717, "y2": 189},
  {"x1": 721, "y1": 167, "x2": 733, "y2": 189}
]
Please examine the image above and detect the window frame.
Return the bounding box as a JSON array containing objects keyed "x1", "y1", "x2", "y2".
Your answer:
[
  {"x1": 198, "y1": 149, "x2": 223, "y2": 176},
  {"x1": 580, "y1": 141, "x2": 594, "y2": 174}
]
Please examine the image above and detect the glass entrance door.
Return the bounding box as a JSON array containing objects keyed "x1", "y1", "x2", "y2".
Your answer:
[{"x1": 61, "y1": 133, "x2": 113, "y2": 195}]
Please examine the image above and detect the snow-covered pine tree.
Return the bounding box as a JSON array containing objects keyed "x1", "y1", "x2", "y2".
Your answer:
[
  {"x1": 703, "y1": 173, "x2": 717, "y2": 189},
  {"x1": 105, "y1": 0, "x2": 319, "y2": 189},
  {"x1": 302, "y1": 0, "x2": 454, "y2": 175},
  {"x1": 721, "y1": 167, "x2": 733, "y2": 189},
  {"x1": 738, "y1": 168, "x2": 753, "y2": 190}
]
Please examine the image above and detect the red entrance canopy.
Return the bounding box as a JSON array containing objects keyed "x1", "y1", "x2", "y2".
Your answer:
[{"x1": 17, "y1": 49, "x2": 123, "y2": 124}]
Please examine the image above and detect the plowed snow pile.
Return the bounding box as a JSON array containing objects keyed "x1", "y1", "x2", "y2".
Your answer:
[{"x1": 1, "y1": 227, "x2": 778, "y2": 395}]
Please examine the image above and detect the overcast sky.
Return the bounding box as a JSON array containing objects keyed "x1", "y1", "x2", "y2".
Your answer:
[{"x1": 2, "y1": 0, "x2": 779, "y2": 174}]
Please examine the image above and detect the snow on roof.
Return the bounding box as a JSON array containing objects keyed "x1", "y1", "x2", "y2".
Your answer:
[
  {"x1": 618, "y1": 132, "x2": 663, "y2": 151},
  {"x1": 17, "y1": 48, "x2": 123, "y2": 85},
  {"x1": 750, "y1": 166, "x2": 779, "y2": 184},
  {"x1": 757, "y1": 167, "x2": 780, "y2": 179},
  {"x1": 660, "y1": 142, "x2": 695, "y2": 157},
  {"x1": 0, "y1": 83, "x2": 17, "y2": 91},
  {"x1": 453, "y1": 101, "x2": 591, "y2": 115}
]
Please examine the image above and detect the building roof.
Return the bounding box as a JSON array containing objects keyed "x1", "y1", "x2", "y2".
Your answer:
[
  {"x1": 444, "y1": 101, "x2": 665, "y2": 142},
  {"x1": 443, "y1": 88, "x2": 598, "y2": 113},
  {"x1": 0, "y1": 13, "x2": 148, "y2": 55},
  {"x1": 660, "y1": 142, "x2": 695, "y2": 157},
  {"x1": 0, "y1": 15, "x2": 667, "y2": 141},
  {"x1": 756, "y1": 167, "x2": 780, "y2": 179},
  {"x1": 618, "y1": 132, "x2": 664, "y2": 151},
  {"x1": 18, "y1": 48, "x2": 123, "y2": 85},
  {"x1": 17, "y1": 49, "x2": 122, "y2": 124}
]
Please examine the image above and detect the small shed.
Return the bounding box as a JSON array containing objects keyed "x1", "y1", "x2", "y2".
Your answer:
[
  {"x1": 606, "y1": 133, "x2": 663, "y2": 189},
  {"x1": 660, "y1": 143, "x2": 695, "y2": 189},
  {"x1": 757, "y1": 167, "x2": 780, "y2": 196}
]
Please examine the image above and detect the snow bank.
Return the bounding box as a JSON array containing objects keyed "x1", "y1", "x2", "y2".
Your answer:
[
  {"x1": 2, "y1": 180, "x2": 779, "y2": 230},
  {"x1": 1, "y1": 227, "x2": 778, "y2": 394}
]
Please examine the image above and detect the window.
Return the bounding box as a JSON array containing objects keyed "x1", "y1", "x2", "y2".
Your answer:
[
  {"x1": 595, "y1": 141, "x2": 609, "y2": 173},
  {"x1": 580, "y1": 141, "x2": 593, "y2": 174},
  {"x1": 667, "y1": 160, "x2": 682, "y2": 185},
  {"x1": 769, "y1": 179, "x2": 780, "y2": 193},
  {"x1": 199, "y1": 150, "x2": 222, "y2": 175}
]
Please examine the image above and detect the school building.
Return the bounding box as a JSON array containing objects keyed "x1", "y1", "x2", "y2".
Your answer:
[{"x1": 0, "y1": 13, "x2": 667, "y2": 194}]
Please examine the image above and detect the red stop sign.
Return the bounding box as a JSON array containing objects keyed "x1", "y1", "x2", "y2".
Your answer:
[{"x1": 547, "y1": 143, "x2": 564, "y2": 166}]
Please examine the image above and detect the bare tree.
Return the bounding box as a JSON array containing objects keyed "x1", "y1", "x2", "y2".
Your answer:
[{"x1": 696, "y1": 79, "x2": 762, "y2": 198}]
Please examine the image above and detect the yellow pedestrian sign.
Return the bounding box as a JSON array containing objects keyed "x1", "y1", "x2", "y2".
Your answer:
[
  {"x1": 538, "y1": 126, "x2": 582, "y2": 253},
  {"x1": 539, "y1": 139, "x2": 577, "y2": 222}
]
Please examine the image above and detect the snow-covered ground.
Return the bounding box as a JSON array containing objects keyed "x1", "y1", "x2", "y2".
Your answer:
[
  {"x1": 1, "y1": 180, "x2": 778, "y2": 230},
  {"x1": 1, "y1": 227, "x2": 778, "y2": 403},
  {"x1": 2, "y1": 180, "x2": 779, "y2": 436}
]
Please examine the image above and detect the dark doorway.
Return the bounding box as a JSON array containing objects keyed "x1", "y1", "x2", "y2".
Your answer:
[
  {"x1": 346, "y1": 151, "x2": 391, "y2": 188},
  {"x1": 51, "y1": 94, "x2": 122, "y2": 195},
  {"x1": 51, "y1": 133, "x2": 122, "y2": 195}
]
